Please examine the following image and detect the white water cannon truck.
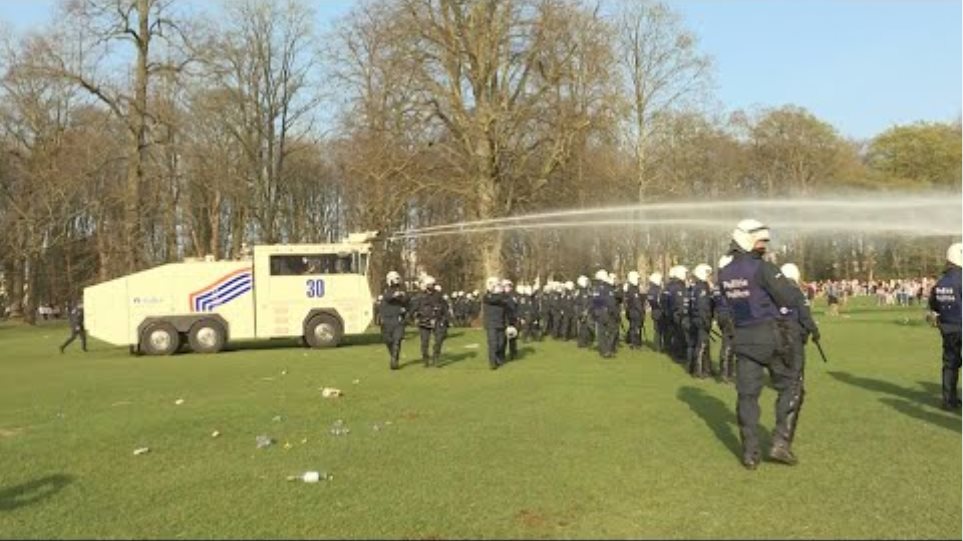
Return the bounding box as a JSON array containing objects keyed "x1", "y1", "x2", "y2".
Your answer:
[{"x1": 83, "y1": 232, "x2": 380, "y2": 355}]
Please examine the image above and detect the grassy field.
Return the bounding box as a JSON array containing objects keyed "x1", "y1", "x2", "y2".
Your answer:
[{"x1": 0, "y1": 298, "x2": 959, "y2": 539}]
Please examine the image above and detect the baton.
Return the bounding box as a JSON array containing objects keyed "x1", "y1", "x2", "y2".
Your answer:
[{"x1": 814, "y1": 339, "x2": 829, "y2": 363}]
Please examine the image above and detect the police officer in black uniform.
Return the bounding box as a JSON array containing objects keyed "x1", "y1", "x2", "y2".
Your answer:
[
  {"x1": 688, "y1": 264, "x2": 714, "y2": 378},
  {"x1": 717, "y1": 219, "x2": 804, "y2": 469},
  {"x1": 413, "y1": 276, "x2": 448, "y2": 367},
  {"x1": 574, "y1": 276, "x2": 592, "y2": 348},
  {"x1": 380, "y1": 271, "x2": 409, "y2": 370},
  {"x1": 929, "y1": 242, "x2": 962, "y2": 411},
  {"x1": 664, "y1": 266, "x2": 689, "y2": 363},
  {"x1": 714, "y1": 256, "x2": 736, "y2": 383},
  {"x1": 59, "y1": 302, "x2": 87, "y2": 353},
  {"x1": 483, "y1": 278, "x2": 507, "y2": 369},
  {"x1": 779, "y1": 262, "x2": 821, "y2": 443},
  {"x1": 591, "y1": 270, "x2": 617, "y2": 358},
  {"x1": 646, "y1": 272, "x2": 664, "y2": 352},
  {"x1": 502, "y1": 279, "x2": 520, "y2": 361},
  {"x1": 625, "y1": 271, "x2": 645, "y2": 350}
]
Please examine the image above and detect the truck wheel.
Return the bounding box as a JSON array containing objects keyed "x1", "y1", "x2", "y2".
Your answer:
[
  {"x1": 140, "y1": 321, "x2": 180, "y2": 356},
  {"x1": 188, "y1": 319, "x2": 226, "y2": 354},
  {"x1": 305, "y1": 314, "x2": 342, "y2": 348}
]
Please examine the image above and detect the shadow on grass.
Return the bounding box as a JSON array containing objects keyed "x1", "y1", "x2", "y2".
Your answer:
[
  {"x1": 827, "y1": 371, "x2": 939, "y2": 407},
  {"x1": 827, "y1": 371, "x2": 960, "y2": 432},
  {"x1": 677, "y1": 386, "x2": 741, "y2": 457},
  {"x1": 879, "y1": 398, "x2": 961, "y2": 433},
  {"x1": 435, "y1": 351, "x2": 477, "y2": 368},
  {"x1": 0, "y1": 474, "x2": 72, "y2": 511}
]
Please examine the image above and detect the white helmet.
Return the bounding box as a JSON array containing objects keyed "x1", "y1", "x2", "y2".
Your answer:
[
  {"x1": 434, "y1": 283, "x2": 442, "y2": 292},
  {"x1": 627, "y1": 271, "x2": 640, "y2": 286},
  {"x1": 423, "y1": 275, "x2": 436, "y2": 288},
  {"x1": 607, "y1": 272, "x2": 616, "y2": 285},
  {"x1": 693, "y1": 264, "x2": 712, "y2": 282},
  {"x1": 564, "y1": 280, "x2": 574, "y2": 291},
  {"x1": 648, "y1": 272, "x2": 663, "y2": 286},
  {"x1": 486, "y1": 277, "x2": 500, "y2": 291},
  {"x1": 732, "y1": 219, "x2": 771, "y2": 252},
  {"x1": 594, "y1": 269, "x2": 608, "y2": 281},
  {"x1": 668, "y1": 265, "x2": 687, "y2": 281},
  {"x1": 947, "y1": 242, "x2": 962, "y2": 267},
  {"x1": 473, "y1": 289, "x2": 480, "y2": 296},
  {"x1": 781, "y1": 263, "x2": 801, "y2": 283},
  {"x1": 386, "y1": 271, "x2": 401, "y2": 285},
  {"x1": 443, "y1": 294, "x2": 449, "y2": 300},
  {"x1": 717, "y1": 255, "x2": 733, "y2": 269},
  {"x1": 506, "y1": 325, "x2": 518, "y2": 339},
  {"x1": 577, "y1": 275, "x2": 589, "y2": 288}
]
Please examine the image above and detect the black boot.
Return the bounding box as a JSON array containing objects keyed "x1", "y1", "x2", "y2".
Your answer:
[{"x1": 768, "y1": 440, "x2": 798, "y2": 466}]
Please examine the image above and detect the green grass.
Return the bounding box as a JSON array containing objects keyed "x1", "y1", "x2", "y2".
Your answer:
[{"x1": 0, "y1": 298, "x2": 959, "y2": 539}]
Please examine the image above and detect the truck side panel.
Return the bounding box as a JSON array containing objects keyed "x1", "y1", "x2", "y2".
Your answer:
[
  {"x1": 84, "y1": 277, "x2": 131, "y2": 346},
  {"x1": 85, "y1": 262, "x2": 257, "y2": 346}
]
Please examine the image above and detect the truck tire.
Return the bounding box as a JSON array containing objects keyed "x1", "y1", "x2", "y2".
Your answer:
[
  {"x1": 140, "y1": 321, "x2": 180, "y2": 356},
  {"x1": 305, "y1": 314, "x2": 342, "y2": 348},
  {"x1": 188, "y1": 319, "x2": 226, "y2": 354}
]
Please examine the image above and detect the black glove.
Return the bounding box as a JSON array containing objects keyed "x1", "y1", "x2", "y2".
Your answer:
[{"x1": 810, "y1": 328, "x2": 821, "y2": 343}]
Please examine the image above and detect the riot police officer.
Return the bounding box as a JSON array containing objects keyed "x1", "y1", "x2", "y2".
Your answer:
[
  {"x1": 380, "y1": 271, "x2": 409, "y2": 370},
  {"x1": 779, "y1": 262, "x2": 821, "y2": 443},
  {"x1": 573, "y1": 275, "x2": 592, "y2": 348},
  {"x1": 664, "y1": 266, "x2": 689, "y2": 363},
  {"x1": 624, "y1": 271, "x2": 645, "y2": 350},
  {"x1": 483, "y1": 278, "x2": 507, "y2": 369},
  {"x1": 929, "y1": 242, "x2": 962, "y2": 410},
  {"x1": 591, "y1": 270, "x2": 617, "y2": 358},
  {"x1": 688, "y1": 264, "x2": 713, "y2": 378},
  {"x1": 646, "y1": 272, "x2": 664, "y2": 352},
  {"x1": 502, "y1": 279, "x2": 520, "y2": 361},
  {"x1": 714, "y1": 256, "x2": 736, "y2": 383},
  {"x1": 717, "y1": 219, "x2": 804, "y2": 469}
]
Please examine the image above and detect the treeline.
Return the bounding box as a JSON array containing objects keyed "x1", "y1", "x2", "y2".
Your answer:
[{"x1": 0, "y1": 0, "x2": 959, "y2": 322}]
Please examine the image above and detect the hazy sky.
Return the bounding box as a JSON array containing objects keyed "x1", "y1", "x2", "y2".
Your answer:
[{"x1": 0, "y1": 0, "x2": 958, "y2": 140}]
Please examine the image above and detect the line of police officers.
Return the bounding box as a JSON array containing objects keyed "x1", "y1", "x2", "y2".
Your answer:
[{"x1": 377, "y1": 220, "x2": 962, "y2": 470}]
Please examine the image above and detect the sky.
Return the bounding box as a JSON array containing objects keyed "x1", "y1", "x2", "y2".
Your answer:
[{"x1": 0, "y1": 0, "x2": 958, "y2": 141}]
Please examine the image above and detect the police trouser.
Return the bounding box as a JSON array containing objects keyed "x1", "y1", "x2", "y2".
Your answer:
[
  {"x1": 545, "y1": 313, "x2": 556, "y2": 337},
  {"x1": 689, "y1": 327, "x2": 711, "y2": 377},
  {"x1": 61, "y1": 328, "x2": 87, "y2": 351},
  {"x1": 627, "y1": 314, "x2": 643, "y2": 348},
  {"x1": 596, "y1": 316, "x2": 614, "y2": 356},
  {"x1": 553, "y1": 312, "x2": 566, "y2": 339},
  {"x1": 788, "y1": 331, "x2": 808, "y2": 443},
  {"x1": 419, "y1": 324, "x2": 447, "y2": 364},
  {"x1": 734, "y1": 325, "x2": 802, "y2": 457},
  {"x1": 486, "y1": 327, "x2": 506, "y2": 367},
  {"x1": 671, "y1": 320, "x2": 688, "y2": 362},
  {"x1": 381, "y1": 322, "x2": 405, "y2": 369},
  {"x1": 940, "y1": 330, "x2": 962, "y2": 406},
  {"x1": 610, "y1": 316, "x2": 621, "y2": 352},
  {"x1": 651, "y1": 311, "x2": 664, "y2": 352},
  {"x1": 577, "y1": 316, "x2": 592, "y2": 347},
  {"x1": 718, "y1": 333, "x2": 736, "y2": 379}
]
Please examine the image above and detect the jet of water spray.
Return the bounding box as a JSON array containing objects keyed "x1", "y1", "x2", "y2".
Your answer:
[{"x1": 390, "y1": 192, "x2": 961, "y2": 241}]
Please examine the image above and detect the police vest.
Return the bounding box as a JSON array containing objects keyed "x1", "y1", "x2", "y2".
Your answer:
[
  {"x1": 934, "y1": 267, "x2": 962, "y2": 326},
  {"x1": 688, "y1": 281, "x2": 709, "y2": 318},
  {"x1": 717, "y1": 255, "x2": 779, "y2": 327},
  {"x1": 647, "y1": 285, "x2": 662, "y2": 310}
]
